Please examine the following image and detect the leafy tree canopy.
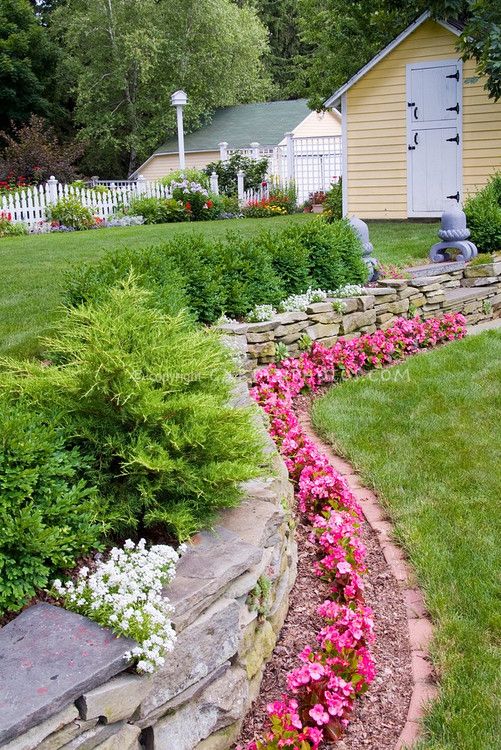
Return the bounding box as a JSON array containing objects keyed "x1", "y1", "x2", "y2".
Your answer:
[
  {"x1": 52, "y1": 0, "x2": 272, "y2": 176},
  {"x1": 239, "y1": 0, "x2": 307, "y2": 98},
  {"x1": 296, "y1": 1, "x2": 415, "y2": 109},
  {"x1": 298, "y1": 1, "x2": 501, "y2": 108},
  {"x1": 0, "y1": 0, "x2": 59, "y2": 132}
]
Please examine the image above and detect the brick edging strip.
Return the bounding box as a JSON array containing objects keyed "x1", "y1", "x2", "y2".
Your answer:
[{"x1": 299, "y1": 411, "x2": 437, "y2": 749}]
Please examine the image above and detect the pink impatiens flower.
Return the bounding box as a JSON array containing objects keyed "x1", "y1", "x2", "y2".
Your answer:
[{"x1": 309, "y1": 703, "x2": 330, "y2": 726}]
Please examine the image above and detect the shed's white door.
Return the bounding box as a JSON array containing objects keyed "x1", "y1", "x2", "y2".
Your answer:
[{"x1": 407, "y1": 60, "x2": 462, "y2": 217}]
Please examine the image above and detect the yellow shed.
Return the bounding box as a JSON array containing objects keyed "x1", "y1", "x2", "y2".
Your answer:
[{"x1": 324, "y1": 11, "x2": 501, "y2": 220}]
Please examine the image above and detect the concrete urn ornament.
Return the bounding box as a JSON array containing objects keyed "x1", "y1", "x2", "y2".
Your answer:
[
  {"x1": 429, "y1": 207, "x2": 478, "y2": 262},
  {"x1": 349, "y1": 216, "x2": 379, "y2": 282}
]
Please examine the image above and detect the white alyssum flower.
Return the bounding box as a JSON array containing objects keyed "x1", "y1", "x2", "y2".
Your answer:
[
  {"x1": 332, "y1": 284, "x2": 365, "y2": 298},
  {"x1": 52, "y1": 539, "x2": 183, "y2": 674},
  {"x1": 279, "y1": 287, "x2": 329, "y2": 313},
  {"x1": 246, "y1": 304, "x2": 276, "y2": 323}
]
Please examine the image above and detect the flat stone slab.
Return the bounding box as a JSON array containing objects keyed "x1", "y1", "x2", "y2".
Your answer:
[
  {"x1": 443, "y1": 286, "x2": 493, "y2": 304},
  {"x1": 165, "y1": 527, "x2": 261, "y2": 630},
  {"x1": 361, "y1": 286, "x2": 395, "y2": 296},
  {"x1": 404, "y1": 261, "x2": 466, "y2": 277},
  {"x1": 0, "y1": 604, "x2": 135, "y2": 745}
]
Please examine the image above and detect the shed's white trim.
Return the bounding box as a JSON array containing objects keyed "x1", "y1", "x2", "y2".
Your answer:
[
  {"x1": 341, "y1": 93, "x2": 348, "y2": 217},
  {"x1": 324, "y1": 12, "x2": 461, "y2": 108}
]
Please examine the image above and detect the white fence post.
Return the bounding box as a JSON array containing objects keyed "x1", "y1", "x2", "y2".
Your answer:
[
  {"x1": 136, "y1": 175, "x2": 147, "y2": 195},
  {"x1": 285, "y1": 132, "x2": 295, "y2": 183},
  {"x1": 250, "y1": 142, "x2": 260, "y2": 160},
  {"x1": 209, "y1": 171, "x2": 219, "y2": 195},
  {"x1": 46, "y1": 176, "x2": 58, "y2": 205},
  {"x1": 218, "y1": 141, "x2": 228, "y2": 161},
  {"x1": 236, "y1": 170, "x2": 245, "y2": 203}
]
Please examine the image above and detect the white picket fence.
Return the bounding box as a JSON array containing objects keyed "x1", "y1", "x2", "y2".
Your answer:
[
  {"x1": 1, "y1": 134, "x2": 343, "y2": 226},
  {"x1": 0, "y1": 176, "x2": 174, "y2": 228},
  {"x1": 225, "y1": 135, "x2": 342, "y2": 204}
]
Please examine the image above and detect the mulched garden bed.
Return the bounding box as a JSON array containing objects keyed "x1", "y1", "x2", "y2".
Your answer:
[{"x1": 236, "y1": 398, "x2": 413, "y2": 750}]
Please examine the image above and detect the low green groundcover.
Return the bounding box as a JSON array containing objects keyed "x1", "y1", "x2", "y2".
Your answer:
[{"x1": 312, "y1": 331, "x2": 501, "y2": 750}]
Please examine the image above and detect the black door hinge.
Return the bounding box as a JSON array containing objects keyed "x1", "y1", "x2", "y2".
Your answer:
[
  {"x1": 446, "y1": 71, "x2": 460, "y2": 81},
  {"x1": 446, "y1": 191, "x2": 460, "y2": 202},
  {"x1": 446, "y1": 103, "x2": 460, "y2": 114},
  {"x1": 446, "y1": 134, "x2": 460, "y2": 144}
]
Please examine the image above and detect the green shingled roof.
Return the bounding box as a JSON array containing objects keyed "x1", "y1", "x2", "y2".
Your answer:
[{"x1": 154, "y1": 99, "x2": 311, "y2": 154}]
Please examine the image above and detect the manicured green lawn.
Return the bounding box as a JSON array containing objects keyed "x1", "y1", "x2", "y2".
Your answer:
[
  {"x1": 0, "y1": 216, "x2": 436, "y2": 358},
  {"x1": 312, "y1": 331, "x2": 501, "y2": 750},
  {"x1": 369, "y1": 219, "x2": 438, "y2": 267}
]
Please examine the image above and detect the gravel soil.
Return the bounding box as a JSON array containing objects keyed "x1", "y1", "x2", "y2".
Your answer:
[{"x1": 235, "y1": 401, "x2": 413, "y2": 750}]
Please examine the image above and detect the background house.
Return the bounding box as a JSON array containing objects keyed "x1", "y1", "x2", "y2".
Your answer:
[
  {"x1": 130, "y1": 100, "x2": 341, "y2": 202},
  {"x1": 325, "y1": 12, "x2": 501, "y2": 220}
]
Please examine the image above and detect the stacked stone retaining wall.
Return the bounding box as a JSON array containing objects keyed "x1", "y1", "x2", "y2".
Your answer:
[
  {"x1": 219, "y1": 260, "x2": 501, "y2": 371},
  {"x1": 0, "y1": 386, "x2": 296, "y2": 750}
]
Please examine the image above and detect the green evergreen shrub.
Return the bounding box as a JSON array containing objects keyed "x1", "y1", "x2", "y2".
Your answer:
[
  {"x1": 282, "y1": 219, "x2": 367, "y2": 290},
  {"x1": 257, "y1": 230, "x2": 312, "y2": 295},
  {"x1": 65, "y1": 219, "x2": 367, "y2": 325},
  {"x1": 464, "y1": 173, "x2": 501, "y2": 253},
  {"x1": 217, "y1": 233, "x2": 284, "y2": 319},
  {"x1": 27, "y1": 279, "x2": 265, "y2": 540},
  {"x1": 63, "y1": 245, "x2": 189, "y2": 317},
  {"x1": 0, "y1": 396, "x2": 103, "y2": 614},
  {"x1": 166, "y1": 234, "x2": 228, "y2": 323}
]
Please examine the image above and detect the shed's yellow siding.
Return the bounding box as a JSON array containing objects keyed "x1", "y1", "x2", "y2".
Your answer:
[
  {"x1": 463, "y1": 61, "x2": 501, "y2": 195},
  {"x1": 346, "y1": 19, "x2": 501, "y2": 219},
  {"x1": 139, "y1": 151, "x2": 220, "y2": 180}
]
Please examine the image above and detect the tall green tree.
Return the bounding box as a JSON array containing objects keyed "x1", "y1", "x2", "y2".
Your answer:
[
  {"x1": 0, "y1": 0, "x2": 58, "y2": 132},
  {"x1": 240, "y1": 0, "x2": 306, "y2": 98},
  {"x1": 53, "y1": 0, "x2": 272, "y2": 177},
  {"x1": 382, "y1": 1, "x2": 501, "y2": 100},
  {"x1": 296, "y1": 1, "x2": 414, "y2": 109}
]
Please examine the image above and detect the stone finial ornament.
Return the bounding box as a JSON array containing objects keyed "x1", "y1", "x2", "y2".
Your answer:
[
  {"x1": 349, "y1": 216, "x2": 379, "y2": 282},
  {"x1": 429, "y1": 207, "x2": 478, "y2": 262}
]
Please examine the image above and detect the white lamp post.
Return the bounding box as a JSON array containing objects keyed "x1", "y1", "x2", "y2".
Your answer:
[{"x1": 171, "y1": 90, "x2": 188, "y2": 171}]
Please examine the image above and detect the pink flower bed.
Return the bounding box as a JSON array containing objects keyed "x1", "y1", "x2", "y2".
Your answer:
[{"x1": 243, "y1": 314, "x2": 466, "y2": 750}]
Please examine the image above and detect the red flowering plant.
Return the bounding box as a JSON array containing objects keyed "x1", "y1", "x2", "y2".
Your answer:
[
  {"x1": 0, "y1": 172, "x2": 30, "y2": 197},
  {"x1": 170, "y1": 180, "x2": 217, "y2": 220},
  {"x1": 309, "y1": 191, "x2": 327, "y2": 205},
  {"x1": 244, "y1": 314, "x2": 466, "y2": 749},
  {"x1": 242, "y1": 198, "x2": 287, "y2": 218}
]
